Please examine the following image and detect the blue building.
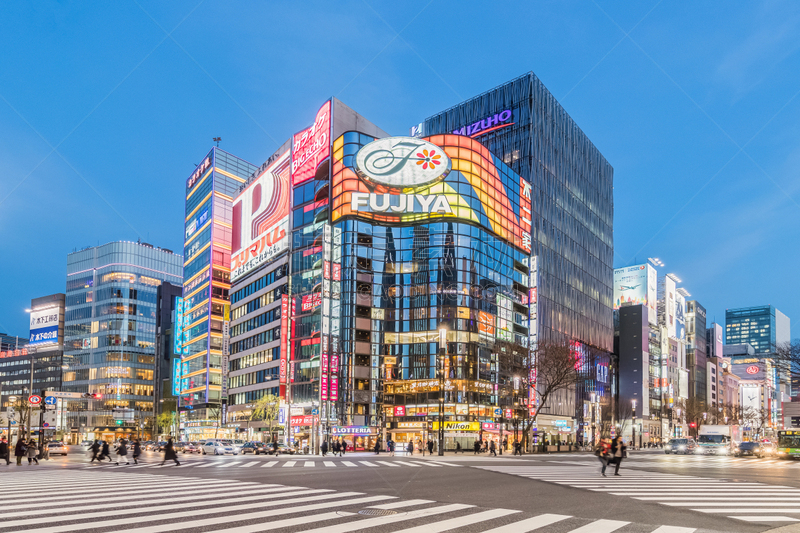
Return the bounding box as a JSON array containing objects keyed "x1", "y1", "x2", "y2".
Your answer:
[{"x1": 725, "y1": 305, "x2": 791, "y2": 355}]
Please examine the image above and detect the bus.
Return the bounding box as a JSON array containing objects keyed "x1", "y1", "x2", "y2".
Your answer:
[{"x1": 776, "y1": 430, "x2": 800, "y2": 458}]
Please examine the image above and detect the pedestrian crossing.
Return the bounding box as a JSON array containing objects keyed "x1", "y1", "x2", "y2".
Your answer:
[
  {"x1": 551, "y1": 455, "x2": 800, "y2": 470},
  {"x1": 0, "y1": 469, "x2": 723, "y2": 532},
  {"x1": 477, "y1": 464, "x2": 800, "y2": 524},
  {"x1": 82, "y1": 457, "x2": 463, "y2": 469}
]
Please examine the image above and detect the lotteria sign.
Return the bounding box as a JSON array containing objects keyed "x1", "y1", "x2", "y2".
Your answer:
[
  {"x1": 332, "y1": 134, "x2": 532, "y2": 253},
  {"x1": 331, "y1": 426, "x2": 375, "y2": 435}
]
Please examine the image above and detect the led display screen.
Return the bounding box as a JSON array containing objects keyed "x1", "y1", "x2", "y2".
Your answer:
[
  {"x1": 331, "y1": 134, "x2": 531, "y2": 254},
  {"x1": 291, "y1": 100, "x2": 331, "y2": 186}
]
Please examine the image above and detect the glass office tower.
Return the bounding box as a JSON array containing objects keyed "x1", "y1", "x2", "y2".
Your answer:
[
  {"x1": 180, "y1": 147, "x2": 257, "y2": 437},
  {"x1": 726, "y1": 305, "x2": 791, "y2": 355},
  {"x1": 63, "y1": 242, "x2": 182, "y2": 442}
]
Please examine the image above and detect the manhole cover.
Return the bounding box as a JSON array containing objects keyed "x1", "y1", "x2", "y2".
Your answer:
[{"x1": 358, "y1": 509, "x2": 399, "y2": 516}]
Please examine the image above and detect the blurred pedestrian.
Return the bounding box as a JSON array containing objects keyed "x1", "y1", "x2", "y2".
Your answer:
[
  {"x1": 388, "y1": 439, "x2": 395, "y2": 456},
  {"x1": 89, "y1": 439, "x2": 101, "y2": 463},
  {"x1": 455, "y1": 442, "x2": 462, "y2": 453},
  {"x1": 332, "y1": 439, "x2": 340, "y2": 456},
  {"x1": 132, "y1": 439, "x2": 141, "y2": 464},
  {"x1": 116, "y1": 438, "x2": 129, "y2": 465},
  {"x1": 374, "y1": 439, "x2": 381, "y2": 455},
  {"x1": 595, "y1": 438, "x2": 611, "y2": 476},
  {"x1": 15, "y1": 438, "x2": 26, "y2": 466},
  {"x1": 340, "y1": 438, "x2": 346, "y2": 456},
  {"x1": 100, "y1": 440, "x2": 112, "y2": 462},
  {"x1": 27, "y1": 439, "x2": 39, "y2": 465},
  {"x1": 406, "y1": 441, "x2": 413, "y2": 455},
  {"x1": 0, "y1": 436, "x2": 8, "y2": 465},
  {"x1": 610, "y1": 437, "x2": 627, "y2": 476},
  {"x1": 490, "y1": 439, "x2": 497, "y2": 457},
  {"x1": 502, "y1": 437, "x2": 508, "y2": 452},
  {"x1": 321, "y1": 440, "x2": 328, "y2": 457},
  {"x1": 160, "y1": 437, "x2": 180, "y2": 466}
]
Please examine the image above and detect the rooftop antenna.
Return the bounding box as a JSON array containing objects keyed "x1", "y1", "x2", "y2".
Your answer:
[{"x1": 213, "y1": 137, "x2": 221, "y2": 147}]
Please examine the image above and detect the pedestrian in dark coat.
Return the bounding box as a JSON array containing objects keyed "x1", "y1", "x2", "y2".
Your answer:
[
  {"x1": 132, "y1": 440, "x2": 142, "y2": 464},
  {"x1": 26, "y1": 439, "x2": 39, "y2": 465},
  {"x1": 406, "y1": 441, "x2": 413, "y2": 455},
  {"x1": 427, "y1": 439, "x2": 434, "y2": 455},
  {"x1": 321, "y1": 440, "x2": 328, "y2": 457},
  {"x1": 490, "y1": 440, "x2": 497, "y2": 457},
  {"x1": 100, "y1": 441, "x2": 112, "y2": 462},
  {"x1": 116, "y1": 439, "x2": 129, "y2": 465},
  {"x1": 332, "y1": 440, "x2": 340, "y2": 456},
  {"x1": 161, "y1": 437, "x2": 180, "y2": 466},
  {"x1": 0, "y1": 437, "x2": 9, "y2": 464},
  {"x1": 473, "y1": 440, "x2": 480, "y2": 454},
  {"x1": 90, "y1": 440, "x2": 101, "y2": 463},
  {"x1": 340, "y1": 438, "x2": 346, "y2": 456},
  {"x1": 610, "y1": 437, "x2": 627, "y2": 476},
  {"x1": 15, "y1": 439, "x2": 26, "y2": 466}
]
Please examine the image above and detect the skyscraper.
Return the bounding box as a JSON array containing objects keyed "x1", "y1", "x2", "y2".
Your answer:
[
  {"x1": 725, "y1": 305, "x2": 791, "y2": 355},
  {"x1": 63, "y1": 241, "x2": 182, "y2": 442},
  {"x1": 179, "y1": 147, "x2": 258, "y2": 437}
]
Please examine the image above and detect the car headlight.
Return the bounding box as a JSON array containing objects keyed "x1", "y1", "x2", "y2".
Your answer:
[
  {"x1": 778, "y1": 451, "x2": 786, "y2": 454},
  {"x1": 678, "y1": 445, "x2": 686, "y2": 450}
]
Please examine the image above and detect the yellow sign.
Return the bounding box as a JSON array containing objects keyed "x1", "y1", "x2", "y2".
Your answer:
[
  {"x1": 431, "y1": 421, "x2": 479, "y2": 432},
  {"x1": 223, "y1": 304, "x2": 230, "y2": 322}
]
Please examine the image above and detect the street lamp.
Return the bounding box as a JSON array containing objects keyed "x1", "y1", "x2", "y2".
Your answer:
[{"x1": 437, "y1": 327, "x2": 446, "y2": 456}]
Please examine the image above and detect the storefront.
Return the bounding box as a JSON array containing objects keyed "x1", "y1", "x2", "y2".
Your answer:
[
  {"x1": 533, "y1": 415, "x2": 577, "y2": 446},
  {"x1": 432, "y1": 421, "x2": 481, "y2": 451},
  {"x1": 331, "y1": 426, "x2": 379, "y2": 451},
  {"x1": 387, "y1": 421, "x2": 427, "y2": 450},
  {"x1": 89, "y1": 426, "x2": 138, "y2": 443}
]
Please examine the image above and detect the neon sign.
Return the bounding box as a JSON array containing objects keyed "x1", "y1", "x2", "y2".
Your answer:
[
  {"x1": 292, "y1": 100, "x2": 331, "y2": 185},
  {"x1": 187, "y1": 157, "x2": 211, "y2": 190},
  {"x1": 746, "y1": 365, "x2": 759, "y2": 375}
]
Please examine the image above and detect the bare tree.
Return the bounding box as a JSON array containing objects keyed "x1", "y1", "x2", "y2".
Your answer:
[
  {"x1": 250, "y1": 393, "x2": 280, "y2": 443},
  {"x1": 674, "y1": 397, "x2": 707, "y2": 438},
  {"x1": 742, "y1": 406, "x2": 771, "y2": 438},
  {"x1": 523, "y1": 340, "x2": 581, "y2": 449}
]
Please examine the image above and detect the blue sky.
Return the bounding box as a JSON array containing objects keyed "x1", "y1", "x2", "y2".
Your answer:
[{"x1": 1, "y1": 1, "x2": 799, "y2": 339}]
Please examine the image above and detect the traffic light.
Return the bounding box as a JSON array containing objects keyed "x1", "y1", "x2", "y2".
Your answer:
[
  {"x1": 115, "y1": 420, "x2": 124, "y2": 426},
  {"x1": 689, "y1": 422, "x2": 696, "y2": 428}
]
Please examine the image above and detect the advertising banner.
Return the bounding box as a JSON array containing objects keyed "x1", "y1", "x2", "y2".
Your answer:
[
  {"x1": 172, "y1": 358, "x2": 182, "y2": 396},
  {"x1": 29, "y1": 308, "x2": 60, "y2": 348},
  {"x1": 675, "y1": 293, "x2": 686, "y2": 341},
  {"x1": 665, "y1": 276, "x2": 676, "y2": 339},
  {"x1": 614, "y1": 264, "x2": 658, "y2": 324},
  {"x1": 279, "y1": 294, "x2": 289, "y2": 398},
  {"x1": 292, "y1": 100, "x2": 331, "y2": 186},
  {"x1": 330, "y1": 134, "x2": 531, "y2": 254},
  {"x1": 230, "y1": 152, "x2": 291, "y2": 282}
]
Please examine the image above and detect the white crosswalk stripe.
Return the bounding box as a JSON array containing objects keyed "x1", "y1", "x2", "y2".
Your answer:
[
  {"x1": 477, "y1": 464, "x2": 800, "y2": 524},
  {"x1": 0, "y1": 469, "x2": 714, "y2": 533}
]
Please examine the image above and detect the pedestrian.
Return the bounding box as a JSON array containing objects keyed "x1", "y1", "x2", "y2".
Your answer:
[
  {"x1": 340, "y1": 438, "x2": 346, "y2": 456},
  {"x1": 374, "y1": 439, "x2": 381, "y2": 455},
  {"x1": 332, "y1": 439, "x2": 340, "y2": 456},
  {"x1": 388, "y1": 439, "x2": 395, "y2": 456},
  {"x1": 406, "y1": 441, "x2": 413, "y2": 455},
  {"x1": 502, "y1": 437, "x2": 508, "y2": 452},
  {"x1": 132, "y1": 439, "x2": 141, "y2": 464},
  {"x1": 40, "y1": 439, "x2": 50, "y2": 460},
  {"x1": 455, "y1": 442, "x2": 462, "y2": 453},
  {"x1": 610, "y1": 437, "x2": 627, "y2": 476},
  {"x1": 473, "y1": 439, "x2": 480, "y2": 454},
  {"x1": 427, "y1": 439, "x2": 434, "y2": 455},
  {"x1": 595, "y1": 438, "x2": 611, "y2": 476},
  {"x1": 490, "y1": 439, "x2": 497, "y2": 457},
  {"x1": 15, "y1": 438, "x2": 26, "y2": 466},
  {"x1": 160, "y1": 437, "x2": 180, "y2": 466},
  {"x1": 116, "y1": 438, "x2": 130, "y2": 465},
  {"x1": 89, "y1": 439, "x2": 101, "y2": 463},
  {"x1": 514, "y1": 439, "x2": 523, "y2": 455},
  {"x1": 100, "y1": 440, "x2": 112, "y2": 462},
  {"x1": 321, "y1": 440, "x2": 328, "y2": 457},
  {"x1": 272, "y1": 441, "x2": 278, "y2": 456},
  {"x1": 27, "y1": 439, "x2": 39, "y2": 465},
  {"x1": 0, "y1": 436, "x2": 8, "y2": 465}
]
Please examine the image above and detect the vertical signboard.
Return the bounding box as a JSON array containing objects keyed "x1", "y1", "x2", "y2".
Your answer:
[
  {"x1": 221, "y1": 303, "x2": 230, "y2": 400},
  {"x1": 29, "y1": 308, "x2": 61, "y2": 350},
  {"x1": 291, "y1": 100, "x2": 331, "y2": 186},
  {"x1": 279, "y1": 294, "x2": 289, "y2": 399},
  {"x1": 675, "y1": 293, "x2": 686, "y2": 341},
  {"x1": 665, "y1": 276, "x2": 676, "y2": 339},
  {"x1": 646, "y1": 264, "x2": 658, "y2": 325},
  {"x1": 528, "y1": 255, "x2": 539, "y2": 415}
]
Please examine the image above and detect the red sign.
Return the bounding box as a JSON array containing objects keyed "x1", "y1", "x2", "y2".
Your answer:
[
  {"x1": 279, "y1": 295, "x2": 289, "y2": 392},
  {"x1": 746, "y1": 365, "x2": 759, "y2": 375},
  {"x1": 504, "y1": 408, "x2": 513, "y2": 419},
  {"x1": 332, "y1": 263, "x2": 341, "y2": 281},
  {"x1": 291, "y1": 100, "x2": 331, "y2": 185},
  {"x1": 29, "y1": 395, "x2": 42, "y2": 405},
  {"x1": 0, "y1": 348, "x2": 28, "y2": 359},
  {"x1": 290, "y1": 415, "x2": 319, "y2": 427},
  {"x1": 393, "y1": 405, "x2": 406, "y2": 417},
  {"x1": 301, "y1": 293, "x2": 322, "y2": 312}
]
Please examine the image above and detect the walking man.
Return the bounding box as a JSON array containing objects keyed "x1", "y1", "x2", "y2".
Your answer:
[
  {"x1": 89, "y1": 439, "x2": 101, "y2": 463},
  {"x1": 610, "y1": 437, "x2": 627, "y2": 476},
  {"x1": 15, "y1": 438, "x2": 26, "y2": 466},
  {"x1": 0, "y1": 436, "x2": 9, "y2": 465},
  {"x1": 160, "y1": 437, "x2": 180, "y2": 466},
  {"x1": 406, "y1": 441, "x2": 413, "y2": 455},
  {"x1": 321, "y1": 439, "x2": 328, "y2": 457},
  {"x1": 132, "y1": 439, "x2": 141, "y2": 464},
  {"x1": 99, "y1": 440, "x2": 113, "y2": 462},
  {"x1": 427, "y1": 439, "x2": 434, "y2": 456},
  {"x1": 490, "y1": 439, "x2": 497, "y2": 457},
  {"x1": 26, "y1": 439, "x2": 39, "y2": 465},
  {"x1": 116, "y1": 438, "x2": 129, "y2": 465},
  {"x1": 595, "y1": 438, "x2": 611, "y2": 476}
]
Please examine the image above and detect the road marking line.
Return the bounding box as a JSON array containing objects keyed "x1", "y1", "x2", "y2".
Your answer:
[
  {"x1": 428, "y1": 460, "x2": 461, "y2": 467},
  {"x1": 391, "y1": 508, "x2": 520, "y2": 533},
  {"x1": 323, "y1": 461, "x2": 337, "y2": 467},
  {"x1": 261, "y1": 461, "x2": 278, "y2": 467},
  {"x1": 193, "y1": 511, "x2": 353, "y2": 532},
  {"x1": 342, "y1": 461, "x2": 357, "y2": 467},
  {"x1": 394, "y1": 461, "x2": 422, "y2": 467},
  {"x1": 367, "y1": 499, "x2": 434, "y2": 509},
  {"x1": 359, "y1": 461, "x2": 378, "y2": 467},
  {"x1": 410, "y1": 460, "x2": 440, "y2": 467},
  {"x1": 282, "y1": 461, "x2": 297, "y2": 467},
  {"x1": 240, "y1": 461, "x2": 260, "y2": 467},
  {"x1": 217, "y1": 462, "x2": 240, "y2": 468},
  {"x1": 730, "y1": 516, "x2": 800, "y2": 522},
  {"x1": 304, "y1": 461, "x2": 316, "y2": 467},
  {"x1": 298, "y1": 503, "x2": 475, "y2": 533},
  {"x1": 479, "y1": 513, "x2": 572, "y2": 532},
  {"x1": 564, "y1": 519, "x2": 630, "y2": 533},
  {"x1": 650, "y1": 526, "x2": 697, "y2": 533},
  {"x1": 376, "y1": 461, "x2": 400, "y2": 467}
]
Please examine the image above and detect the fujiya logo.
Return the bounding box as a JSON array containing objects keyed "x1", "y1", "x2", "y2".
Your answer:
[
  {"x1": 355, "y1": 137, "x2": 451, "y2": 189},
  {"x1": 352, "y1": 137, "x2": 453, "y2": 216}
]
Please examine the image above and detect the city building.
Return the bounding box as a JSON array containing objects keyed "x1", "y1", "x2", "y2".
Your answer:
[
  {"x1": 154, "y1": 281, "x2": 183, "y2": 428},
  {"x1": 178, "y1": 147, "x2": 258, "y2": 439},
  {"x1": 0, "y1": 294, "x2": 63, "y2": 439},
  {"x1": 725, "y1": 305, "x2": 791, "y2": 355},
  {"x1": 686, "y1": 300, "x2": 707, "y2": 406},
  {"x1": 416, "y1": 71, "x2": 615, "y2": 438},
  {"x1": 63, "y1": 241, "x2": 182, "y2": 443}
]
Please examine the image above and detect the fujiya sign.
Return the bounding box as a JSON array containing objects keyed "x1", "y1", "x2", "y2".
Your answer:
[{"x1": 352, "y1": 136, "x2": 453, "y2": 216}]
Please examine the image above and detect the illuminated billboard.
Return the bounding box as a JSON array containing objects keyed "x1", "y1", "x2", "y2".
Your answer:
[
  {"x1": 231, "y1": 152, "x2": 291, "y2": 281},
  {"x1": 29, "y1": 308, "x2": 60, "y2": 349},
  {"x1": 675, "y1": 292, "x2": 686, "y2": 341},
  {"x1": 331, "y1": 134, "x2": 532, "y2": 254},
  {"x1": 613, "y1": 264, "x2": 657, "y2": 325},
  {"x1": 292, "y1": 100, "x2": 331, "y2": 186}
]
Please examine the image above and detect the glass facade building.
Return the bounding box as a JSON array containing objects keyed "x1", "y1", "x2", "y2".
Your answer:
[
  {"x1": 180, "y1": 147, "x2": 257, "y2": 437},
  {"x1": 726, "y1": 305, "x2": 790, "y2": 355},
  {"x1": 63, "y1": 242, "x2": 182, "y2": 442}
]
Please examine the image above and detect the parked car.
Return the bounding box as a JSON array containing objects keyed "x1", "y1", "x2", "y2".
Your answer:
[
  {"x1": 275, "y1": 445, "x2": 295, "y2": 455},
  {"x1": 664, "y1": 438, "x2": 697, "y2": 455},
  {"x1": 48, "y1": 442, "x2": 68, "y2": 456},
  {"x1": 183, "y1": 442, "x2": 201, "y2": 454},
  {"x1": 201, "y1": 440, "x2": 240, "y2": 455}
]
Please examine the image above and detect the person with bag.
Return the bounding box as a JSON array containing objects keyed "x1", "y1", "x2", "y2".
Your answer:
[
  {"x1": 595, "y1": 438, "x2": 611, "y2": 476},
  {"x1": 160, "y1": 437, "x2": 180, "y2": 466},
  {"x1": 15, "y1": 438, "x2": 27, "y2": 466},
  {"x1": 610, "y1": 436, "x2": 627, "y2": 476},
  {"x1": 321, "y1": 439, "x2": 328, "y2": 457},
  {"x1": 89, "y1": 439, "x2": 101, "y2": 463},
  {"x1": 116, "y1": 438, "x2": 129, "y2": 465},
  {"x1": 132, "y1": 439, "x2": 142, "y2": 464},
  {"x1": 26, "y1": 439, "x2": 39, "y2": 465}
]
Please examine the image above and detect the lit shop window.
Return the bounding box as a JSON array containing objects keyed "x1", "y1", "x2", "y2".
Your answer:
[{"x1": 102, "y1": 272, "x2": 136, "y2": 284}]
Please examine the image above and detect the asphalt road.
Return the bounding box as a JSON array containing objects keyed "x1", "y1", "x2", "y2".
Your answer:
[{"x1": 4, "y1": 447, "x2": 800, "y2": 532}]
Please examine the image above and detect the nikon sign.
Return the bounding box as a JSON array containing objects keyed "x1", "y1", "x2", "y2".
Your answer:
[{"x1": 431, "y1": 421, "x2": 480, "y2": 432}]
